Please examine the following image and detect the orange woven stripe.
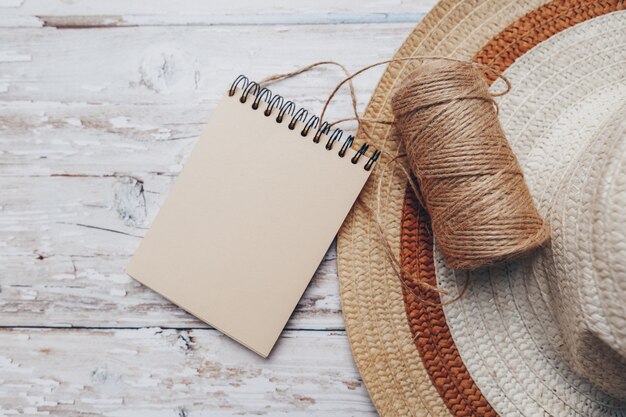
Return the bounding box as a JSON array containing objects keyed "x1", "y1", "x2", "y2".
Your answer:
[
  {"x1": 399, "y1": 1, "x2": 624, "y2": 416},
  {"x1": 476, "y1": 0, "x2": 626, "y2": 79},
  {"x1": 401, "y1": 192, "x2": 496, "y2": 417}
]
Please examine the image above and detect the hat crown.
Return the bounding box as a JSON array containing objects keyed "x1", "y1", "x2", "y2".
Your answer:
[{"x1": 531, "y1": 101, "x2": 626, "y2": 400}]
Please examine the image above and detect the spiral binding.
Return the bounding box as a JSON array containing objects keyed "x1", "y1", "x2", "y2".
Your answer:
[{"x1": 229, "y1": 75, "x2": 381, "y2": 171}]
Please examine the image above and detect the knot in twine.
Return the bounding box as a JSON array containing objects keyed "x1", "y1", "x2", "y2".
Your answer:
[{"x1": 391, "y1": 60, "x2": 550, "y2": 270}]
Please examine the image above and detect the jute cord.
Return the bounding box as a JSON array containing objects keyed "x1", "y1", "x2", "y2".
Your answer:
[
  {"x1": 258, "y1": 56, "x2": 547, "y2": 305},
  {"x1": 391, "y1": 59, "x2": 549, "y2": 269}
]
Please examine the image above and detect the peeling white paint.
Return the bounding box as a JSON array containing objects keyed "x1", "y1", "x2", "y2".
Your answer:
[
  {"x1": 0, "y1": 51, "x2": 31, "y2": 62},
  {"x1": 64, "y1": 118, "x2": 83, "y2": 127},
  {"x1": 19, "y1": 289, "x2": 38, "y2": 301},
  {"x1": 151, "y1": 127, "x2": 172, "y2": 140},
  {"x1": 137, "y1": 46, "x2": 200, "y2": 95},
  {"x1": 109, "y1": 288, "x2": 127, "y2": 297},
  {"x1": 0, "y1": 329, "x2": 375, "y2": 415},
  {"x1": 81, "y1": 84, "x2": 108, "y2": 92},
  {"x1": 109, "y1": 116, "x2": 155, "y2": 131},
  {"x1": 112, "y1": 177, "x2": 147, "y2": 227},
  {"x1": 0, "y1": 0, "x2": 24, "y2": 8}
]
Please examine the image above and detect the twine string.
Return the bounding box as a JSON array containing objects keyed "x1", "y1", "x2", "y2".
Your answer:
[
  {"x1": 256, "y1": 57, "x2": 541, "y2": 305},
  {"x1": 391, "y1": 59, "x2": 549, "y2": 269},
  {"x1": 259, "y1": 61, "x2": 361, "y2": 127}
]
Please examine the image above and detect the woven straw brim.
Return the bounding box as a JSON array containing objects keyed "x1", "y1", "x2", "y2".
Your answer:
[{"x1": 337, "y1": 0, "x2": 626, "y2": 416}]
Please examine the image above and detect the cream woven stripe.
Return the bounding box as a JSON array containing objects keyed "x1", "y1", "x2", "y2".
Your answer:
[{"x1": 438, "y1": 11, "x2": 626, "y2": 416}]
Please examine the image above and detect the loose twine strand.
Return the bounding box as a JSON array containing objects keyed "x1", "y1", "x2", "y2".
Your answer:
[
  {"x1": 261, "y1": 58, "x2": 455, "y2": 305},
  {"x1": 258, "y1": 56, "x2": 546, "y2": 306}
]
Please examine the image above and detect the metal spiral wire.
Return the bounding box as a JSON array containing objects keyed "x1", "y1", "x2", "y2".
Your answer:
[{"x1": 229, "y1": 75, "x2": 380, "y2": 171}]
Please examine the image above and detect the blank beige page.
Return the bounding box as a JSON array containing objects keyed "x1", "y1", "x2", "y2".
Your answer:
[{"x1": 127, "y1": 89, "x2": 372, "y2": 357}]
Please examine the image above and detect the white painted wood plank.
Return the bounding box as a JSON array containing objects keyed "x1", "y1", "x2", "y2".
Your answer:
[
  {"x1": 0, "y1": 328, "x2": 375, "y2": 416},
  {"x1": 0, "y1": 24, "x2": 409, "y2": 104},
  {"x1": 0, "y1": 0, "x2": 434, "y2": 27}
]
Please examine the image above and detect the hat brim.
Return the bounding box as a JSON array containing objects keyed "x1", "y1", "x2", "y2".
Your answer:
[{"x1": 337, "y1": 0, "x2": 626, "y2": 416}]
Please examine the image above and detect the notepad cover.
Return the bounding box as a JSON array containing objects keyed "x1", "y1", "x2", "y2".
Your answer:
[{"x1": 127, "y1": 89, "x2": 371, "y2": 357}]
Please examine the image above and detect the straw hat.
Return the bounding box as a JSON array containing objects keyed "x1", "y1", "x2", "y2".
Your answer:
[{"x1": 337, "y1": 0, "x2": 626, "y2": 416}]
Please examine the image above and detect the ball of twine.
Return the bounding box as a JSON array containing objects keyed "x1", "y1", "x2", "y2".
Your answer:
[{"x1": 391, "y1": 60, "x2": 550, "y2": 270}]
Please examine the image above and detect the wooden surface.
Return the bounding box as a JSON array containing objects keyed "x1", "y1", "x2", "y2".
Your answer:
[{"x1": 0, "y1": 1, "x2": 432, "y2": 415}]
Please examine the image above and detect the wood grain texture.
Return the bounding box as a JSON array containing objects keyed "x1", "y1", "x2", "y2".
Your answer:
[
  {"x1": 0, "y1": 328, "x2": 375, "y2": 416},
  {"x1": 0, "y1": 0, "x2": 427, "y2": 414},
  {"x1": 0, "y1": 0, "x2": 433, "y2": 27}
]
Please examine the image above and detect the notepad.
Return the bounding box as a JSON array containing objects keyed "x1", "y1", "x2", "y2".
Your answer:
[{"x1": 126, "y1": 75, "x2": 378, "y2": 357}]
